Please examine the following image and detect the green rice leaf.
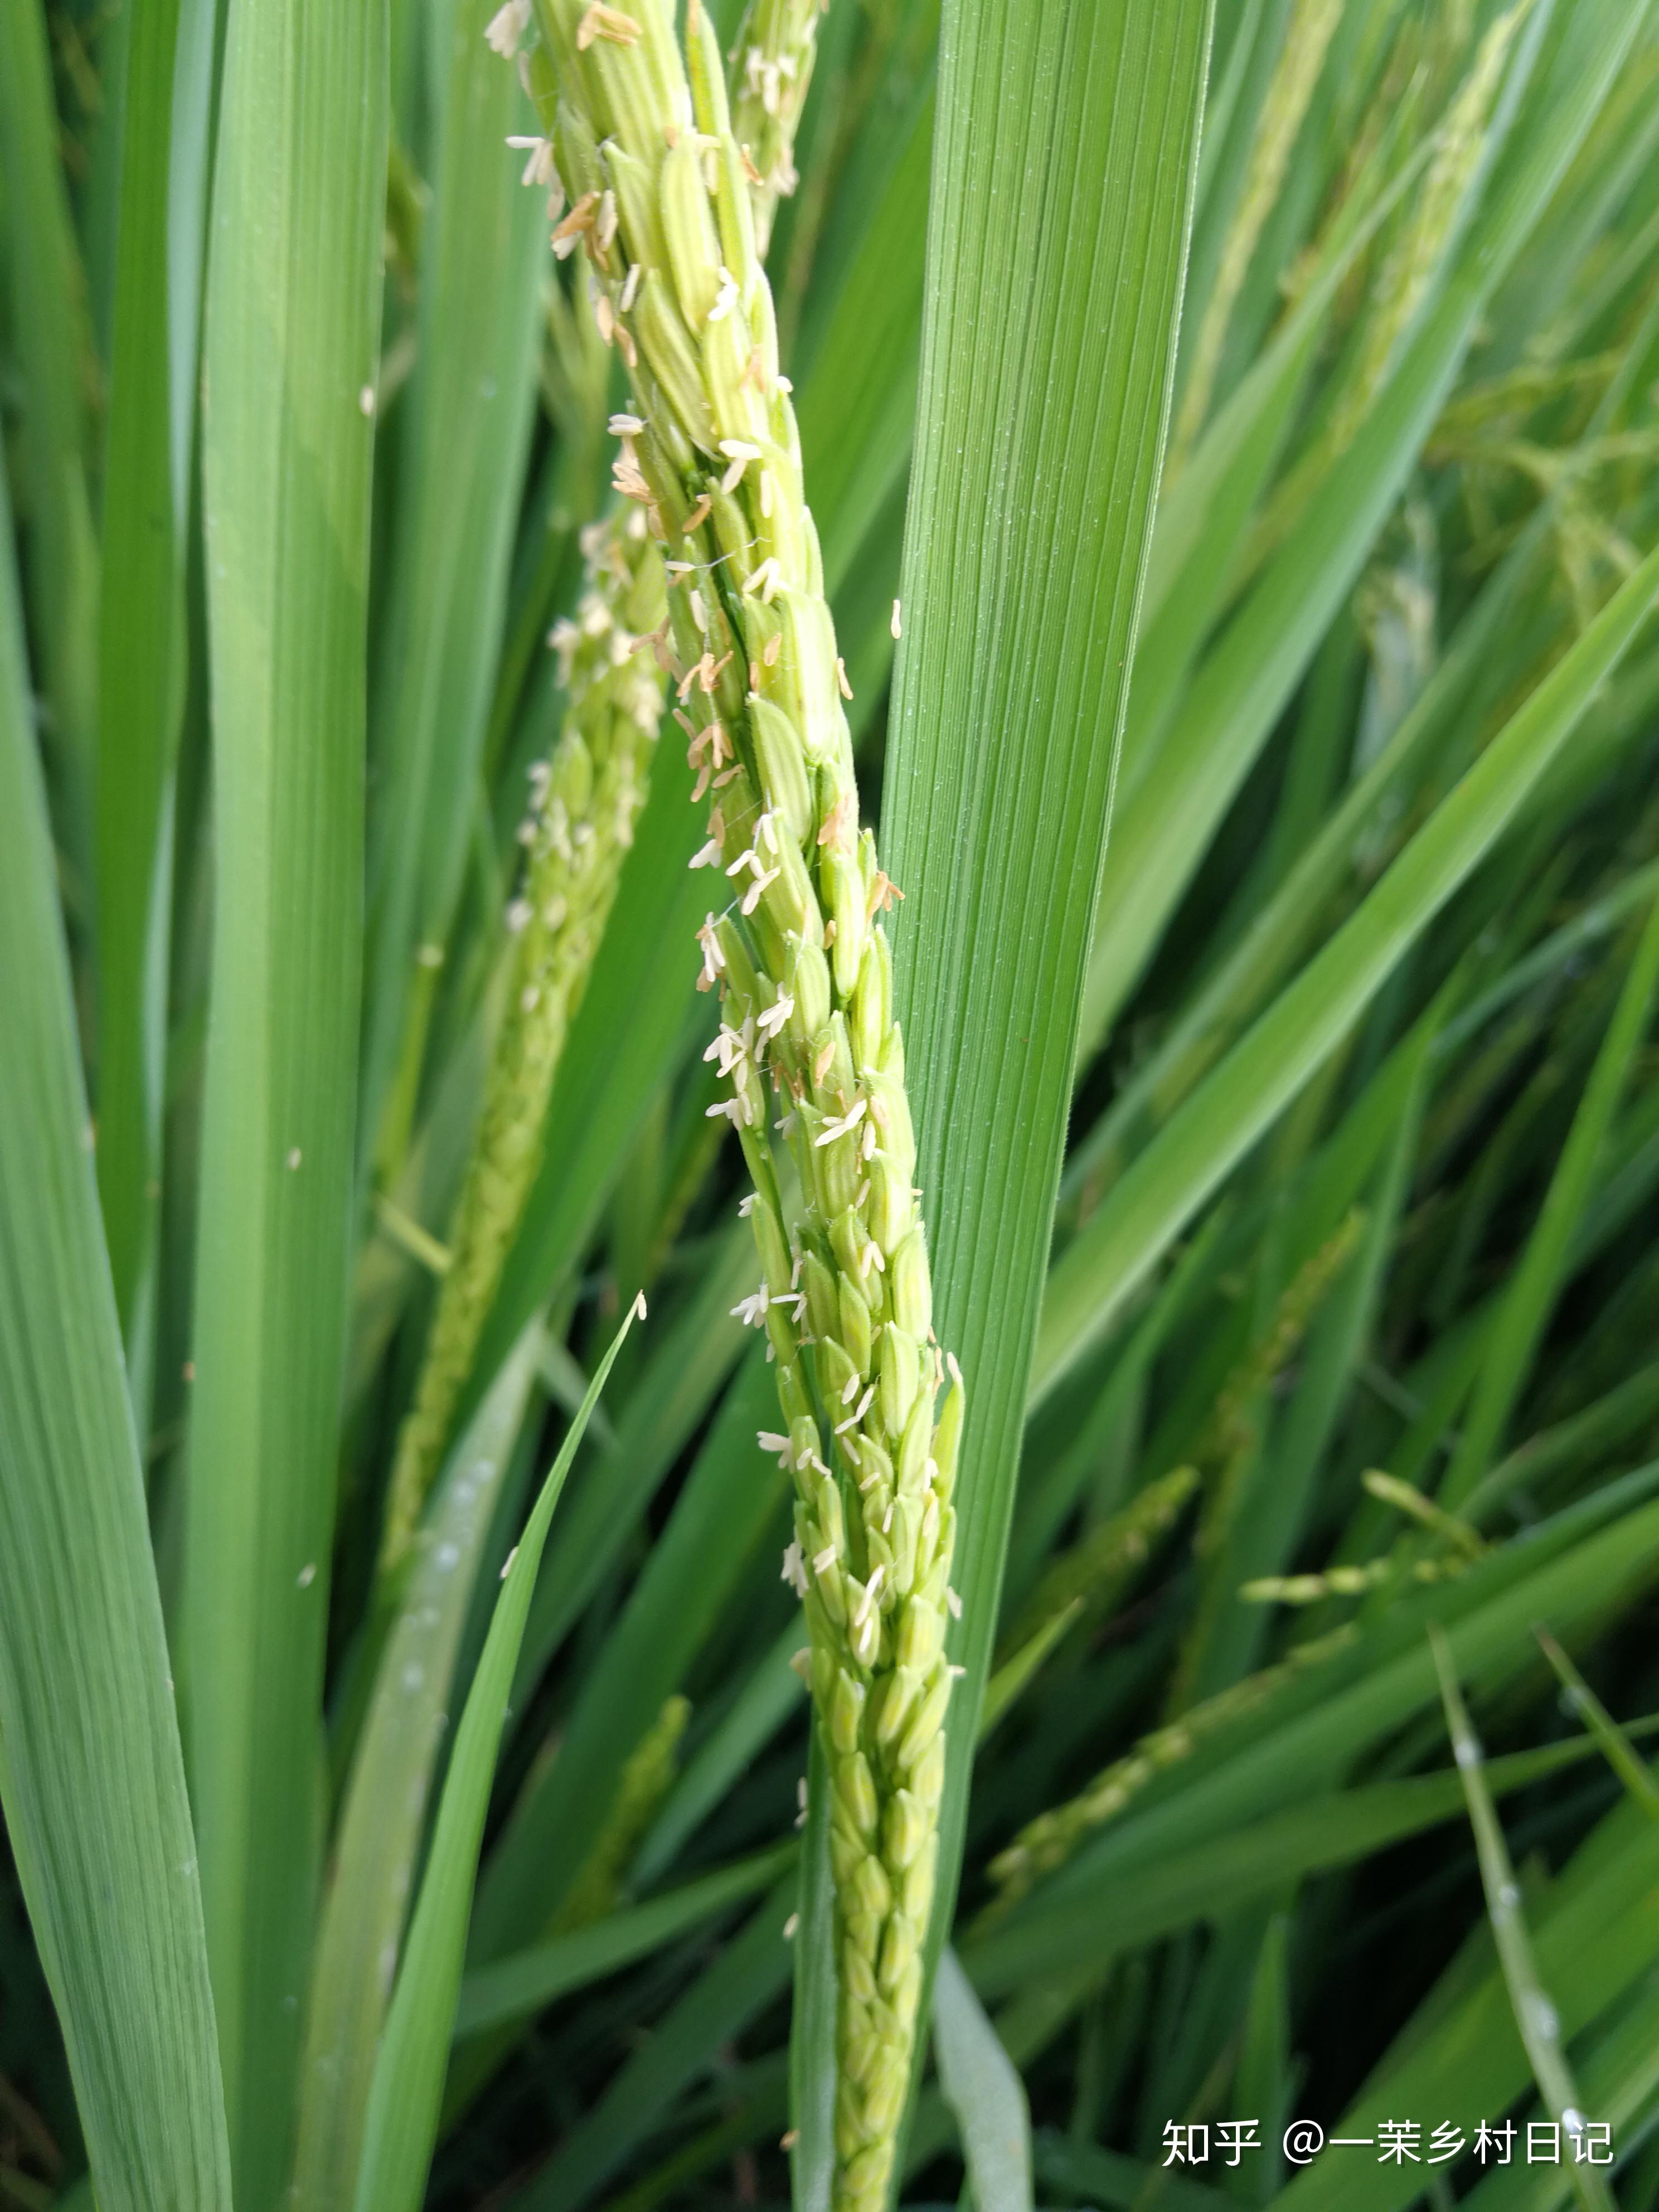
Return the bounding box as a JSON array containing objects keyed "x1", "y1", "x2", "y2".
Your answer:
[
  {"x1": 1430, "y1": 1628, "x2": 1616, "y2": 2212},
  {"x1": 0, "y1": 0, "x2": 99, "y2": 852},
  {"x1": 351, "y1": 1299, "x2": 642, "y2": 2212},
  {"x1": 1532, "y1": 1629, "x2": 1659, "y2": 1821},
  {"x1": 454, "y1": 1841, "x2": 798, "y2": 2037},
  {"x1": 511, "y1": 1216, "x2": 755, "y2": 1688},
  {"x1": 1077, "y1": 0, "x2": 1655, "y2": 1057},
  {"x1": 635, "y1": 1619, "x2": 806, "y2": 1886},
  {"x1": 185, "y1": 0, "x2": 387, "y2": 2198},
  {"x1": 359, "y1": 0, "x2": 547, "y2": 1172},
  {"x1": 1037, "y1": 536, "x2": 1659, "y2": 1408},
  {"x1": 1258, "y1": 1802, "x2": 1659, "y2": 2212},
  {"x1": 933, "y1": 1947, "x2": 1034, "y2": 2212},
  {"x1": 469, "y1": 1351, "x2": 784, "y2": 1960},
  {"x1": 0, "y1": 469, "x2": 231, "y2": 2212},
  {"x1": 93, "y1": 0, "x2": 187, "y2": 1350},
  {"x1": 291, "y1": 1326, "x2": 544, "y2": 2212},
  {"x1": 972, "y1": 1482, "x2": 1659, "y2": 1982},
  {"x1": 859, "y1": 0, "x2": 1214, "y2": 2194},
  {"x1": 1442, "y1": 884, "x2": 1659, "y2": 1506},
  {"x1": 489, "y1": 1878, "x2": 798, "y2": 2212}
]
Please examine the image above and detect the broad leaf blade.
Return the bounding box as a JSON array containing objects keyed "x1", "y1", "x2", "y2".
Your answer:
[
  {"x1": 862, "y1": 0, "x2": 1214, "y2": 2194},
  {"x1": 186, "y1": 0, "x2": 387, "y2": 2200},
  {"x1": 0, "y1": 472, "x2": 231, "y2": 2211}
]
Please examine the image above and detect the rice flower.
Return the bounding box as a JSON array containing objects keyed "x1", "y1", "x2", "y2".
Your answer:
[{"x1": 731, "y1": 0, "x2": 826, "y2": 249}]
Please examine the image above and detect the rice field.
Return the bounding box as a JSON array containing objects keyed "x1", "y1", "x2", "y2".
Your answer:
[{"x1": 3, "y1": 2, "x2": 1659, "y2": 2209}]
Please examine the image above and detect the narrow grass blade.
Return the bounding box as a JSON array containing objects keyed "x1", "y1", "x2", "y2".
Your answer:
[
  {"x1": 0, "y1": 0, "x2": 99, "y2": 852},
  {"x1": 471, "y1": 1352, "x2": 783, "y2": 1960},
  {"x1": 979, "y1": 1602, "x2": 1084, "y2": 1743},
  {"x1": 978, "y1": 1477, "x2": 1659, "y2": 1962},
  {"x1": 794, "y1": 71, "x2": 933, "y2": 597},
  {"x1": 291, "y1": 1327, "x2": 544, "y2": 2212},
  {"x1": 1441, "y1": 885, "x2": 1659, "y2": 1506},
  {"x1": 1196, "y1": 1047, "x2": 1432, "y2": 1700},
  {"x1": 166, "y1": 0, "x2": 224, "y2": 507},
  {"x1": 1465, "y1": 1363, "x2": 1659, "y2": 1528},
  {"x1": 187, "y1": 0, "x2": 387, "y2": 2200},
  {"x1": 967, "y1": 1718, "x2": 1659, "y2": 2004},
  {"x1": 1257, "y1": 1807, "x2": 1659, "y2": 2212},
  {"x1": 635, "y1": 1619, "x2": 806, "y2": 1885},
  {"x1": 94, "y1": 0, "x2": 187, "y2": 1349},
  {"x1": 360, "y1": 0, "x2": 547, "y2": 1171},
  {"x1": 870, "y1": 0, "x2": 1212, "y2": 2194},
  {"x1": 1034, "y1": 2131, "x2": 1231, "y2": 2212},
  {"x1": 351, "y1": 1299, "x2": 643, "y2": 2212},
  {"x1": 588, "y1": 2062, "x2": 790, "y2": 2212},
  {"x1": 1127, "y1": 57, "x2": 1436, "y2": 784},
  {"x1": 468, "y1": 733, "x2": 705, "y2": 1406},
  {"x1": 933, "y1": 1947, "x2": 1034, "y2": 2212},
  {"x1": 1533, "y1": 1629, "x2": 1659, "y2": 1821},
  {"x1": 1037, "y1": 539, "x2": 1659, "y2": 1406},
  {"x1": 1078, "y1": 0, "x2": 1655, "y2": 1057},
  {"x1": 511, "y1": 1217, "x2": 755, "y2": 1687},
  {"x1": 1084, "y1": 295, "x2": 1496, "y2": 1049},
  {"x1": 1430, "y1": 1627, "x2": 1614, "y2": 2212},
  {"x1": 454, "y1": 1841, "x2": 798, "y2": 2036},
  {"x1": 494, "y1": 1877, "x2": 798, "y2": 2212},
  {"x1": 1454, "y1": 1975, "x2": 1659, "y2": 2212},
  {"x1": 1071, "y1": 501, "x2": 1553, "y2": 1193},
  {"x1": 0, "y1": 477, "x2": 231, "y2": 2211}
]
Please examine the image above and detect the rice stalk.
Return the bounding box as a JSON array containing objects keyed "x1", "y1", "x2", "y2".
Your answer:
[{"x1": 498, "y1": 4, "x2": 967, "y2": 2201}]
